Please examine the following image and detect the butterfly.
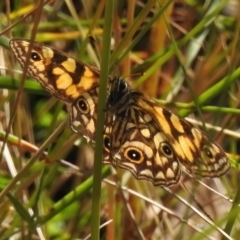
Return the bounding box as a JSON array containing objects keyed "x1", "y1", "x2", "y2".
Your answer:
[{"x1": 9, "y1": 38, "x2": 230, "y2": 186}]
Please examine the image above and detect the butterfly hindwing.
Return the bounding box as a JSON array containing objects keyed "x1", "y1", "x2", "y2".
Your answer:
[
  {"x1": 69, "y1": 86, "x2": 99, "y2": 140},
  {"x1": 103, "y1": 108, "x2": 181, "y2": 186}
]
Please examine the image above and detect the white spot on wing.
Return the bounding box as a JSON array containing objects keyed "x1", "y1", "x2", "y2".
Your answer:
[{"x1": 140, "y1": 169, "x2": 154, "y2": 178}]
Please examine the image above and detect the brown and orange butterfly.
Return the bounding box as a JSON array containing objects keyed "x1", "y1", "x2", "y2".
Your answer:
[{"x1": 10, "y1": 38, "x2": 230, "y2": 186}]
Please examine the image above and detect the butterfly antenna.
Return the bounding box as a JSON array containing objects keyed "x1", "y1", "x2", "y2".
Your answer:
[
  {"x1": 88, "y1": 36, "x2": 102, "y2": 63},
  {"x1": 123, "y1": 72, "x2": 144, "y2": 85}
]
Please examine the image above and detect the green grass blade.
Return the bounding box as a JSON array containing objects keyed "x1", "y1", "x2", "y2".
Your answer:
[{"x1": 90, "y1": 0, "x2": 114, "y2": 239}]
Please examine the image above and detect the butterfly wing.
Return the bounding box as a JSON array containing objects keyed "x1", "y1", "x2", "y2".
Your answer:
[
  {"x1": 9, "y1": 38, "x2": 100, "y2": 103},
  {"x1": 103, "y1": 103, "x2": 182, "y2": 186},
  {"x1": 103, "y1": 77, "x2": 229, "y2": 185},
  {"x1": 150, "y1": 102, "x2": 230, "y2": 177},
  {"x1": 10, "y1": 38, "x2": 102, "y2": 141},
  {"x1": 69, "y1": 86, "x2": 99, "y2": 140}
]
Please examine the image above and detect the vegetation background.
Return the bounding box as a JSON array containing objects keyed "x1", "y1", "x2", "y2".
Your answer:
[{"x1": 0, "y1": 0, "x2": 239, "y2": 239}]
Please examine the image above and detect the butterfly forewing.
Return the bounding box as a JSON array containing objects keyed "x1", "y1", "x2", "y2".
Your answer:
[
  {"x1": 150, "y1": 102, "x2": 229, "y2": 178},
  {"x1": 9, "y1": 38, "x2": 100, "y2": 103}
]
